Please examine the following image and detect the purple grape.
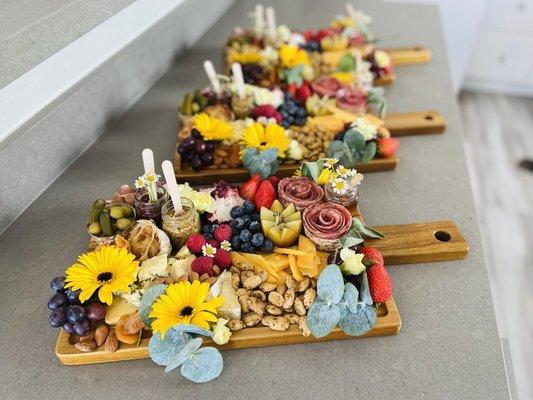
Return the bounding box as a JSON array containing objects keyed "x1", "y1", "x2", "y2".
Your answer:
[
  {"x1": 50, "y1": 276, "x2": 65, "y2": 292},
  {"x1": 67, "y1": 305, "x2": 85, "y2": 324},
  {"x1": 191, "y1": 128, "x2": 202, "y2": 139},
  {"x1": 47, "y1": 292, "x2": 68, "y2": 310},
  {"x1": 63, "y1": 322, "x2": 75, "y2": 333},
  {"x1": 177, "y1": 143, "x2": 186, "y2": 155},
  {"x1": 85, "y1": 302, "x2": 106, "y2": 322},
  {"x1": 49, "y1": 309, "x2": 67, "y2": 328},
  {"x1": 195, "y1": 140, "x2": 207, "y2": 154},
  {"x1": 201, "y1": 152, "x2": 214, "y2": 166},
  {"x1": 205, "y1": 141, "x2": 215, "y2": 152},
  {"x1": 74, "y1": 319, "x2": 91, "y2": 336},
  {"x1": 182, "y1": 151, "x2": 195, "y2": 161},
  {"x1": 66, "y1": 289, "x2": 81, "y2": 304},
  {"x1": 182, "y1": 136, "x2": 196, "y2": 148},
  {"x1": 190, "y1": 156, "x2": 203, "y2": 171}
]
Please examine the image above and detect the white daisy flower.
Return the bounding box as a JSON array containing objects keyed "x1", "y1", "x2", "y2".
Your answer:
[
  {"x1": 332, "y1": 178, "x2": 348, "y2": 195},
  {"x1": 220, "y1": 240, "x2": 232, "y2": 252},
  {"x1": 134, "y1": 176, "x2": 146, "y2": 189},
  {"x1": 202, "y1": 243, "x2": 217, "y2": 258},
  {"x1": 323, "y1": 158, "x2": 339, "y2": 169},
  {"x1": 145, "y1": 173, "x2": 160, "y2": 183}
]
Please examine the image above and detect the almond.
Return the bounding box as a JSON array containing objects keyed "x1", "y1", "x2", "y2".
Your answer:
[
  {"x1": 95, "y1": 325, "x2": 109, "y2": 346},
  {"x1": 78, "y1": 330, "x2": 95, "y2": 342},
  {"x1": 104, "y1": 332, "x2": 120, "y2": 353},
  {"x1": 75, "y1": 340, "x2": 97, "y2": 352}
]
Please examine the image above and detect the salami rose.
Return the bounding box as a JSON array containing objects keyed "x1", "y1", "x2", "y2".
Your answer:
[
  {"x1": 336, "y1": 87, "x2": 368, "y2": 114},
  {"x1": 302, "y1": 202, "x2": 352, "y2": 251},
  {"x1": 278, "y1": 177, "x2": 324, "y2": 211},
  {"x1": 311, "y1": 76, "x2": 344, "y2": 98}
]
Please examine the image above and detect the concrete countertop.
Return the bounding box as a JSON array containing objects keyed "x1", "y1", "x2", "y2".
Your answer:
[{"x1": 0, "y1": 1, "x2": 510, "y2": 399}]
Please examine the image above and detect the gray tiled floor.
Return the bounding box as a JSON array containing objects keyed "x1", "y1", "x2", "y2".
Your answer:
[{"x1": 459, "y1": 91, "x2": 533, "y2": 400}]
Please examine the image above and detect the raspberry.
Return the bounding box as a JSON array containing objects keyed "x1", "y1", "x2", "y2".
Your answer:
[
  {"x1": 191, "y1": 256, "x2": 214, "y2": 276},
  {"x1": 214, "y1": 224, "x2": 232, "y2": 242},
  {"x1": 186, "y1": 234, "x2": 206, "y2": 254},
  {"x1": 252, "y1": 105, "x2": 282, "y2": 124},
  {"x1": 207, "y1": 239, "x2": 220, "y2": 249},
  {"x1": 213, "y1": 249, "x2": 232, "y2": 270}
]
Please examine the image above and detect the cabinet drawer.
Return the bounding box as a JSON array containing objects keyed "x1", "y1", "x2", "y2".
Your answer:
[{"x1": 484, "y1": 0, "x2": 533, "y2": 32}]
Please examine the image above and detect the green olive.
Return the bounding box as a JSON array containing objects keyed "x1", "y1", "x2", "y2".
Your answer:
[
  {"x1": 121, "y1": 205, "x2": 133, "y2": 217},
  {"x1": 116, "y1": 218, "x2": 132, "y2": 231},
  {"x1": 109, "y1": 206, "x2": 125, "y2": 219},
  {"x1": 88, "y1": 221, "x2": 102, "y2": 236}
]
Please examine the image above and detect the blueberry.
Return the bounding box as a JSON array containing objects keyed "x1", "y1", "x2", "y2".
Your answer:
[
  {"x1": 234, "y1": 217, "x2": 245, "y2": 230},
  {"x1": 260, "y1": 239, "x2": 274, "y2": 253},
  {"x1": 239, "y1": 230, "x2": 252, "y2": 242},
  {"x1": 204, "y1": 233, "x2": 213, "y2": 241},
  {"x1": 230, "y1": 235, "x2": 241, "y2": 250},
  {"x1": 297, "y1": 108, "x2": 307, "y2": 117},
  {"x1": 230, "y1": 206, "x2": 244, "y2": 219},
  {"x1": 249, "y1": 221, "x2": 260, "y2": 233},
  {"x1": 202, "y1": 224, "x2": 214, "y2": 234},
  {"x1": 243, "y1": 201, "x2": 255, "y2": 214},
  {"x1": 241, "y1": 242, "x2": 255, "y2": 253},
  {"x1": 251, "y1": 232, "x2": 265, "y2": 247},
  {"x1": 242, "y1": 215, "x2": 251, "y2": 226},
  {"x1": 251, "y1": 213, "x2": 260, "y2": 223}
]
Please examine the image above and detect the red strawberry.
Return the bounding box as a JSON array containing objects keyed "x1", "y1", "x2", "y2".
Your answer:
[
  {"x1": 286, "y1": 82, "x2": 298, "y2": 98},
  {"x1": 253, "y1": 180, "x2": 277, "y2": 212},
  {"x1": 296, "y1": 83, "x2": 312, "y2": 103},
  {"x1": 266, "y1": 175, "x2": 280, "y2": 193},
  {"x1": 367, "y1": 264, "x2": 392, "y2": 303},
  {"x1": 377, "y1": 138, "x2": 399, "y2": 158},
  {"x1": 359, "y1": 246, "x2": 384, "y2": 268},
  {"x1": 239, "y1": 175, "x2": 262, "y2": 201}
]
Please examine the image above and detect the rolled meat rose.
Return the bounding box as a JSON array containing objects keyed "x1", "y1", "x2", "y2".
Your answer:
[
  {"x1": 278, "y1": 177, "x2": 325, "y2": 211},
  {"x1": 311, "y1": 76, "x2": 344, "y2": 98},
  {"x1": 336, "y1": 87, "x2": 368, "y2": 115},
  {"x1": 302, "y1": 202, "x2": 352, "y2": 251}
]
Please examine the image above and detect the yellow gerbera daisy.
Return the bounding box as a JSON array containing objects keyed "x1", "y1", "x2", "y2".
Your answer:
[
  {"x1": 192, "y1": 113, "x2": 234, "y2": 141},
  {"x1": 330, "y1": 71, "x2": 355, "y2": 85},
  {"x1": 240, "y1": 122, "x2": 290, "y2": 155},
  {"x1": 229, "y1": 50, "x2": 263, "y2": 65},
  {"x1": 316, "y1": 168, "x2": 335, "y2": 186},
  {"x1": 279, "y1": 44, "x2": 310, "y2": 69},
  {"x1": 64, "y1": 246, "x2": 139, "y2": 305},
  {"x1": 149, "y1": 281, "x2": 223, "y2": 338}
]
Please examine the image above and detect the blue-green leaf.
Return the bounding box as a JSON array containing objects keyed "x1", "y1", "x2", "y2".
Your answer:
[
  {"x1": 172, "y1": 323, "x2": 213, "y2": 338},
  {"x1": 180, "y1": 347, "x2": 224, "y2": 383},
  {"x1": 344, "y1": 130, "x2": 366, "y2": 150},
  {"x1": 139, "y1": 284, "x2": 168, "y2": 327},
  {"x1": 342, "y1": 283, "x2": 359, "y2": 313},
  {"x1": 300, "y1": 161, "x2": 320, "y2": 181},
  {"x1": 260, "y1": 147, "x2": 278, "y2": 163},
  {"x1": 338, "y1": 54, "x2": 356, "y2": 72},
  {"x1": 148, "y1": 329, "x2": 191, "y2": 366},
  {"x1": 360, "y1": 271, "x2": 373, "y2": 306},
  {"x1": 316, "y1": 264, "x2": 345, "y2": 304},
  {"x1": 165, "y1": 337, "x2": 203, "y2": 372},
  {"x1": 339, "y1": 228, "x2": 363, "y2": 247},
  {"x1": 351, "y1": 218, "x2": 385, "y2": 239},
  {"x1": 339, "y1": 304, "x2": 376, "y2": 336},
  {"x1": 307, "y1": 300, "x2": 341, "y2": 338},
  {"x1": 360, "y1": 141, "x2": 377, "y2": 163}
]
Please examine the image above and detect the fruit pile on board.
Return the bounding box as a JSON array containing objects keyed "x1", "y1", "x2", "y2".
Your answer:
[{"x1": 46, "y1": 151, "x2": 393, "y2": 383}]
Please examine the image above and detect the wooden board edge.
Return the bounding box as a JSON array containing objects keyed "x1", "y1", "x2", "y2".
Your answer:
[
  {"x1": 56, "y1": 297, "x2": 401, "y2": 365},
  {"x1": 385, "y1": 110, "x2": 446, "y2": 136},
  {"x1": 383, "y1": 46, "x2": 432, "y2": 65}
]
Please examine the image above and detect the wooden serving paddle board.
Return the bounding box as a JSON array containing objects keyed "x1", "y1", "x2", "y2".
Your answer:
[{"x1": 55, "y1": 208, "x2": 468, "y2": 365}]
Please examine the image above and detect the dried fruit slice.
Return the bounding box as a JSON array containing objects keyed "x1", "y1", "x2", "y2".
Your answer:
[{"x1": 115, "y1": 314, "x2": 140, "y2": 344}]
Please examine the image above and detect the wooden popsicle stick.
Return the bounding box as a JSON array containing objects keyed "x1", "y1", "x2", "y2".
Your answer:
[
  {"x1": 162, "y1": 160, "x2": 182, "y2": 214},
  {"x1": 141, "y1": 148, "x2": 154, "y2": 175},
  {"x1": 384, "y1": 110, "x2": 446, "y2": 136},
  {"x1": 383, "y1": 46, "x2": 432, "y2": 65},
  {"x1": 365, "y1": 221, "x2": 469, "y2": 265}
]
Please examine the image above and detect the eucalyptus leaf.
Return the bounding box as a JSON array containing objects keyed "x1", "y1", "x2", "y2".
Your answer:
[
  {"x1": 261, "y1": 147, "x2": 279, "y2": 163},
  {"x1": 180, "y1": 347, "x2": 224, "y2": 383},
  {"x1": 360, "y1": 271, "x2": 373, "y2": 306},
  {"x1": 307, "y1": 300, "x2": 341, "y2": 338},
  {"x1": 339, "y1": 228, "x2": 363, "y2": 248},
  {"x1": 338, "y1": 303, "x2": 376, "y2": 336},
  {"x1": 139, "y1": 284, "x2": 168, "y2": 327},
  {"x1": 342, "y1": 283, "x2": 359, "y2": 313},
  {"x1": 148, "y1": 329, "x2": 192, "y2": 366},
  {"x1": 316, "y1": 264, "x2": 345, "y2": 304},
  {"x1": 368, "y1": 87, "x2": 387, "y2": 118},
  {"x1": 165, "y1": 337, "x2": 203, "y2": 373},
  {"x1": 351, "y1": 218, "x2": 385, "y2": 239},
  {"x1": 360, "y1": 141, "x2": 377, "y2": 163},
  {"x1": 171, "y1": 323, "x2": 213, "y2": 338},
  {"x1": 343, "y1": 130, "x2": 366, "y2": 151},
  {"x1": 300, "y1": 161, "x2": 320, "y2": 181}
]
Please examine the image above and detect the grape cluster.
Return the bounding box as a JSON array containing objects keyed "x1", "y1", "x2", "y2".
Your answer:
[
  {"x1": 47, "y1": 276, "x2": 106, "y2": 335},
  {"x1": 228, "y1": 201, "x2": 274, "y2": 253},
  {"x1": 241, "y1": 64, "x2": 264, "y2": 85},
  {"x1": 366, "y1": 52, "x2": 387, "y2": 78},
  {"x1": 177, "y1": 128, "x2": 215, "y2": 171},
  {"x1": 278, "y1": 95, "x2": 308, "y2": 128}
]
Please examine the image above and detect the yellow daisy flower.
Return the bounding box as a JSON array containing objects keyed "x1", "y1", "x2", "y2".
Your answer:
[
  {"x1": 316, "y1": 168, "x2": 334, "y2": 186},
  {"x1": 192, "y1": 113, "x2": 234, "y2": 141},
  {"x1": 279, "y1": 44, "x2": 310, "y2": 69},
  {"x1": 64, "y1": 246, "x2": 139, "y2": 305},
  {"x1": 149, "y1": 281, "x2": 223, "y2": 339},
  {"x1": 330, "y1": 71, "x2": 355, "y2": 85},
  {"x1": 229, "y1": 50, "x2": 263, "y2": 65},
  {"x1": 240, "y1": 122, "x2": 290, "y2": 155}
]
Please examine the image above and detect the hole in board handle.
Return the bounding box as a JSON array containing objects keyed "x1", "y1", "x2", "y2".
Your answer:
[
  {"x1": 434, "y1": 230, "x2": 451, "y2": 242},
  {"x1": 425, "y1": 114, "x2": 434, "y2": 121}
]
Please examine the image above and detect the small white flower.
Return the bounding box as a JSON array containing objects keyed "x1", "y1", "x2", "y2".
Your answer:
[
  {"x1": 134, "y1": 176, "x2": 146, "y2": 189},
  {"x1": 145, "y1": 173, "x2": 160, "y2": 183},
  {"x1": 220, "y1": 240, "x2": 232, "y2": 251},
  {"x1": 323, "y1": 158, "x2": 339, "y2": 169},
  {"x1": 202, "y1": 243, "x2": 217, "y2": 258},
  {"x1": 212, "y1": 318, "x2": 232, "y2": 345},
  {"x1": 332, "y1": 178, "x2": 348, "y2": 195},
  {"x1": 350, "y1": 117, "x2": 377, "y2": 141}
]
